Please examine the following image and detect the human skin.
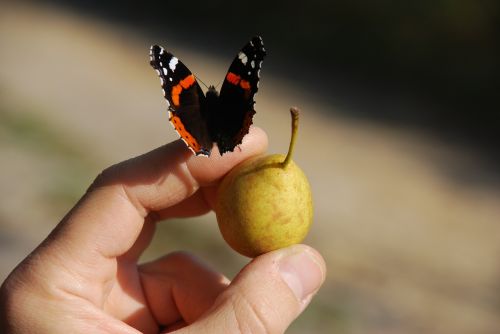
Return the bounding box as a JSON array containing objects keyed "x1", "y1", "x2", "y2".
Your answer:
[{"x1": 0, "y1": 127, "x2": 326, "y2": 333}]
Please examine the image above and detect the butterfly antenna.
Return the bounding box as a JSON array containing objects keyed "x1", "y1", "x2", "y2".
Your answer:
[{"x1": 195, "y1": 75, "x2": 209, "y2": 89}]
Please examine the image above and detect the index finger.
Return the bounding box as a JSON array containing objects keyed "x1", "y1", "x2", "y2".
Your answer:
[{"x1": 48, "y1": 127, "x2": 267, "y2": 260}]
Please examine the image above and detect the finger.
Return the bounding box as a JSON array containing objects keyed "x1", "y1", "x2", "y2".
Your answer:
[
  {"x1": 179, "y1": 245, "x2": 326, "y2": 334},
  {"x1": 138, "y1": 252, "x2": 229, "y2": 327},
  {"x1": 49, "y1": 126, "x2": 267, "y2": 261}
]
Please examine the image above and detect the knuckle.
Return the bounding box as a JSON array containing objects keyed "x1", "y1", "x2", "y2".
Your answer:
[{"x1": 88, "y1": 164, "x2": 119, "y2": 190}]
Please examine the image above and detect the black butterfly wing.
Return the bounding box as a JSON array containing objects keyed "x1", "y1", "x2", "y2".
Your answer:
[
  {"x1": 213, "y1": 36, "x2": 267, "y2": 154},
  {"x1": 150, "y1": 45, "x2": 213, "y2": 156}
]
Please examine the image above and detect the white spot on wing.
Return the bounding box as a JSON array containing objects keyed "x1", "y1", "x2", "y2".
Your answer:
[
  {"x1": 250, "y1": 60, "x2": 255, "y2": 68},
  {"x1": 169, "y1": 57, "x2": 178, "y2": 71},
  {"x1": 162, "y1": 67, "x2": 168, "y2": 76},
  {"x1": 155, "y1": 69, "x2": 161, "y2": 76},
  {"x1": 238, "y1": 52, "x2": 248, "y2": 65}
]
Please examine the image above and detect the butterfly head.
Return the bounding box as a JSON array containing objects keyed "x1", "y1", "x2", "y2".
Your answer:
[{"x1": 207, "y1": 85, "x2": 219, "y2": 98}]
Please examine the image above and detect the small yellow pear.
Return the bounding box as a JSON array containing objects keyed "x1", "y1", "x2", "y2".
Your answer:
[{"x1": 215, "y1": 108, "x2": 313, "y2": 257}]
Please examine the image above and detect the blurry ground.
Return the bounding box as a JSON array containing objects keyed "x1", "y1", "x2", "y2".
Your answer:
[{"x1": 1, "y1": 2, "x2": 500, "y2": 333}]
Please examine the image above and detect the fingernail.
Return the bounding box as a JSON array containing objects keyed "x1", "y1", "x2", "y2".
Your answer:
[{"x1": 278, "y1": 246, "x2": 325, "y2": 302}]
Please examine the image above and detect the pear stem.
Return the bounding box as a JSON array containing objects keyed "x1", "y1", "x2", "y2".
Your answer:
[{"x1": 282, "y1": 107, "x2": 300, "y2": 168}]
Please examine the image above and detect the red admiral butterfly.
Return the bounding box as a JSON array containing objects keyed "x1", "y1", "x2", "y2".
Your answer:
[{"x1": 150, "y1": 36, "x2": 266, "y2": 156}]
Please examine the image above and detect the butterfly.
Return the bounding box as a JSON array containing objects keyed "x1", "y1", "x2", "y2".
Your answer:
[{"x1": 150, "y1": 36, "x2": 266, "y2": 156}]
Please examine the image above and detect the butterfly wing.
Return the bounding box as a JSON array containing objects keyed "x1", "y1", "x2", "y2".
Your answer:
[
  {"x1": 213, "y1": 36, "x2": 266, "y2": 154},
  {"x1": 150, "y1": 45, "x2": 212, "y2": 156}
]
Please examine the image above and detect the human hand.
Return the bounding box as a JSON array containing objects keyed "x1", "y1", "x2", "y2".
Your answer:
[{"x1": 0, "y1": 127, "x2": 326, "y2": 333}]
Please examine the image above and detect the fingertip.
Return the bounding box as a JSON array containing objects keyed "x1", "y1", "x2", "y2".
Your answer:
[
  {"x1": 244, "y1": 126, "x2": 269, "y2": 152},
  {"x1": 187, "y1": 126, "x2": 268, "y2": 185},
  {"x1": 244, "y1": 244, "x2": 326, "y2": 304},
  {"x1": 277, "y1": 245, "x2": 326, "y2": 307}
]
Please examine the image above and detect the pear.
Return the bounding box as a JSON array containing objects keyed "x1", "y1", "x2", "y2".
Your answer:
[{"x1": 215, "y1": 107, "x2": 313, "y2": 257}]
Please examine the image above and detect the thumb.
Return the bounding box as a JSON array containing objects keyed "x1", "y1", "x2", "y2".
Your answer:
[{"x1": 182, "y1": 245, "x2": 326, "y2": 334}]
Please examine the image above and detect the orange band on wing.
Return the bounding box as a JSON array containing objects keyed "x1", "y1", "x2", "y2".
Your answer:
[
  {"x1": 171, "y1": 114, "x2": 201, "y2": 152},
  {"x1": 171, "y1": 74, "x2": 196, "y2": 106},
  {"x1": 226, "y1": 72, "x2": 241, "y2": 85},
  {"x1": 240, "y1": 79, "x2": 251, "y2": 90},
  {"x1": 180, "y1": 74, "x2": 196, "y2": 89},
  {"x1": 226, "y1": 72, "x2": 251, "y2": 90}
]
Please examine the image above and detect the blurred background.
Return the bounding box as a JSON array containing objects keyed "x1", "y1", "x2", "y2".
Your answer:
[{"x1": 1, "y1": 1, "x2": 500, "y2": 333}]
